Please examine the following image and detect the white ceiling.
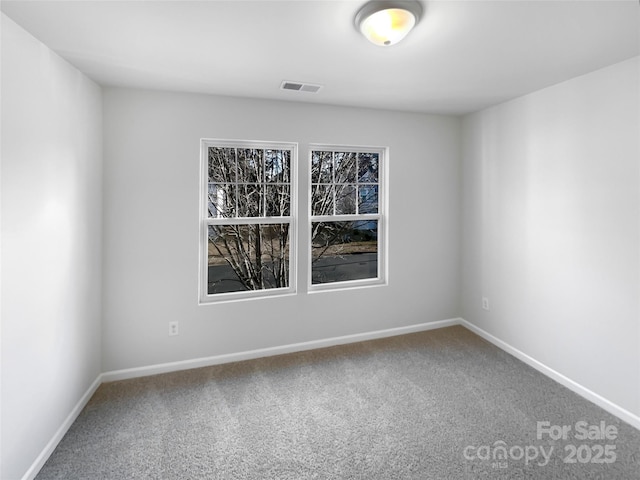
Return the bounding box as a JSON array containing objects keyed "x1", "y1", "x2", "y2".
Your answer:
[{"x1": 2, "y1": 0, "x2": 639, "y2": 114}]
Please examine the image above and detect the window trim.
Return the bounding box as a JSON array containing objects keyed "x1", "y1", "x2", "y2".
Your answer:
[
  {"x1": 308, "y1": 144, "x2": 388, "y2": 293},
  {"x1": 199, "y1": 139, "x2": 298, "y2": 304}
]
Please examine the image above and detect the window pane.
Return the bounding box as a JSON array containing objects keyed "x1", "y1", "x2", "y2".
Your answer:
[
  {"x1": 265, "y1": 150, "x2": 290, "y2": 183},
  {"x1": 208, "y1": 183, "x2": 237, "y2": 218},
  {"x1": 311, "y1": 184, "x2": 334, "y2": 216},
  {"x1": 208, "y1": 147, "x2": 236, "y2": 183},
  {"x1": 311, "y1": 221, "x2": 378, "y2": 284},
  {"x1": 311, "y1": 151, "x2": 333, "y2": 183},
  {"x1": 208, "y1": 223, "x2": 290, "y2": 293},
  {"x1": 335, "y1": 184, "x2": 356, "y2": 215},
  {"x1": 358, "y1": 152, "x2": 379, "y2": 183},
  {"x1": 237, "y1": 183, "x2": 263, "y2": 217},
  {"x1": 265, "y1": 184, "x2": 290, "y2": 216},
  {"x1": 334, "y1": 152, "x2": 357, "y2": 183},
  {"x1": 358, "y1": 185, "x2": 378, "y2": 214},
  {"x1": 237, "y1": 148, "x2": 264, "y2": 183}
]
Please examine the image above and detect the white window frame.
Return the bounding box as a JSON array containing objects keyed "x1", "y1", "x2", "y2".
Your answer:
[
  {"x1": 199, "y1": 139, "x2": 298, "y2": 304},
  {"x1": 308, "y1": 144, "x2": 388, "y2": 293}
]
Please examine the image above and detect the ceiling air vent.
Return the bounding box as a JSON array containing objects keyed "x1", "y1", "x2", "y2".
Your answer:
[{"x1": 280, "y1": 81, "x2": 322, "y2": 93}]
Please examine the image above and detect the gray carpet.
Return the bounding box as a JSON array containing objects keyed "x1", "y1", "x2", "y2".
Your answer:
[{"x1": 36, "y1": 326, "x2": 640, "y2": 479}]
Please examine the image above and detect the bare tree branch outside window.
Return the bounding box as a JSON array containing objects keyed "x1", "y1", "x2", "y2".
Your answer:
[
  {"x1": 203, "y1": 142, "x2": 383, "y2": 297},
  {"x1": 310, "y1": 149, "x2": 381, "y2": 286},
  {"x1": 206, "y1": 146, "x2": 292, "y2": 294}
]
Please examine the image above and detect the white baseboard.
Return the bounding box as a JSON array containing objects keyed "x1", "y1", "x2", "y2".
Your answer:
[
  {"x1": 24, "y1": 318, "x2": 459, "y2": 479},
  {"x1": 25, "y1": 316, "x2": 639, "y2": 480},
  {"x1": 102, "y1": 318, "x2": 462, "y2": 382},
  {"x1": 22, "y1": 374, "x2": 103, "y2": 480},
  {"x1": 459, "y1": 318, "x2": 640, "y2": 431}
]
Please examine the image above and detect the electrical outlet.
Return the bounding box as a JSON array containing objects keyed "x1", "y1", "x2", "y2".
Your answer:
[
  {"x1": 169, "y1": 321, "x2": 179, "y2": 336},
  {"x1": 482, "y1": 297, "x2": 490, "y2": 311}
]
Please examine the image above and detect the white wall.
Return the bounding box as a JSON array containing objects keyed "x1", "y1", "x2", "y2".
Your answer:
[
  {"x1": 461, "y1": 57, "x2": 640, "y2": 418},
  {"x1": 102, "y1": 88, "x2": 461, "y2": 372},
  {"x1": 1, "y1": 14, "x2": 103, "y2": 480}
]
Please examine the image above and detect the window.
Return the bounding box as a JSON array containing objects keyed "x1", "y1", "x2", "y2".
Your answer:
[
  {"x1": 309, "y1": 145, "x2": 386, "y2": 290},
  {"x1": 199, "y1": 140, "x2": 297, "y2": 302}
]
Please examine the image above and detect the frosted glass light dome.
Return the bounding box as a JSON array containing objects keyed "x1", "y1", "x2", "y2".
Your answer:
[{"x1": 355, "y1": 1, "x2": 422, "y2": 46}]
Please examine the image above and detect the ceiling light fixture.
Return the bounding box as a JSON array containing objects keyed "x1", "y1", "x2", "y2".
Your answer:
[{"x1": 355, "y1": 0, "x2": 422, "y2": 46}]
